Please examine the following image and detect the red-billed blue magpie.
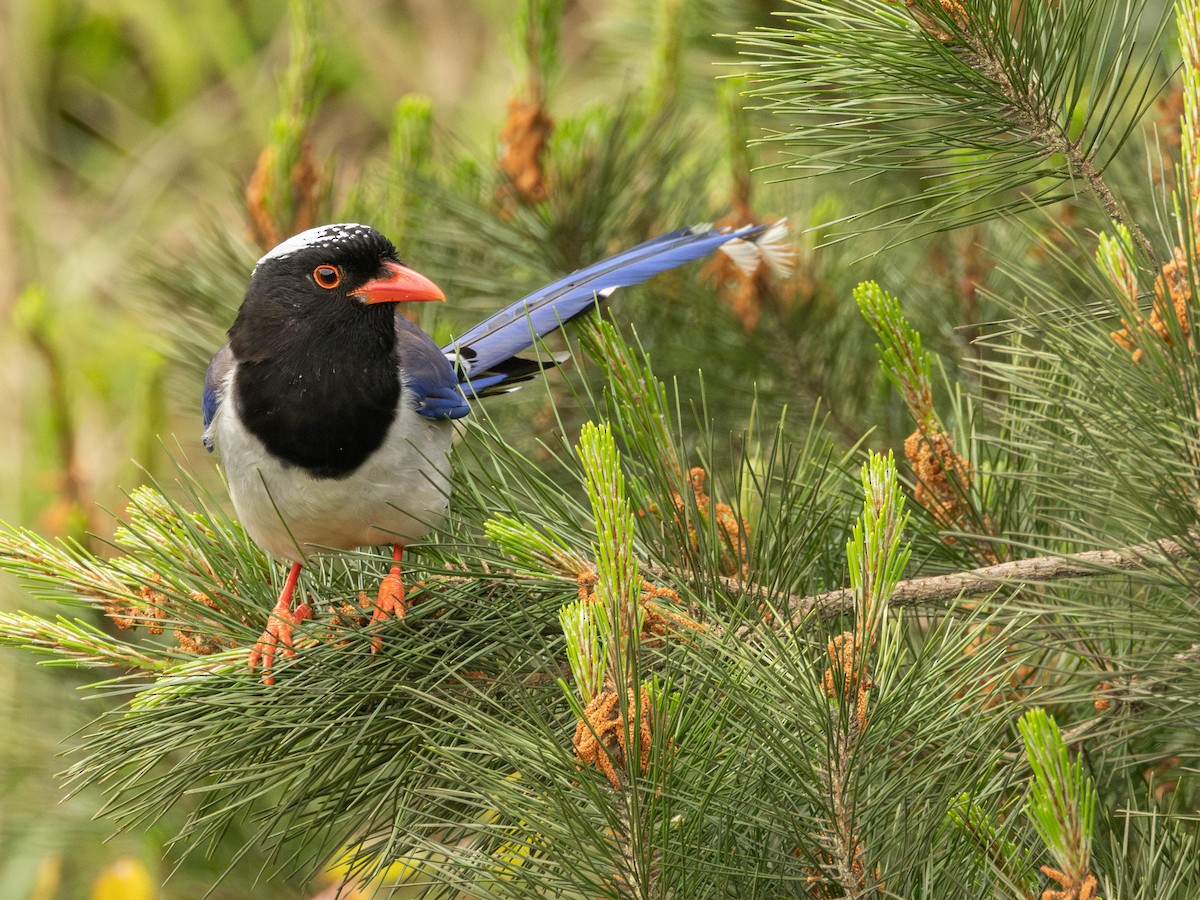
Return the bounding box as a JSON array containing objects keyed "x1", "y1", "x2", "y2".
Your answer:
[{"x1": 203, "y1": 221, "x2": 787, "y2": 682}]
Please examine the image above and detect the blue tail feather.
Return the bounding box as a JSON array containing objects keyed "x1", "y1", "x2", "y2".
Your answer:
[{"x1": 442, "y1": 223, "x2": 766, "y2": 396}]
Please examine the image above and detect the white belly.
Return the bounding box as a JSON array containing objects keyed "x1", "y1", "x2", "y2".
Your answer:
[{"x1": 214, "y1": 399, "x2": 456, "y2": 562}]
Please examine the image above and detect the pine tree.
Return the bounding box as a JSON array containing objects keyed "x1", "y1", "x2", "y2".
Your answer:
[{"x1": 2, "y1": 0, "x2": 1199, "y2": 896}]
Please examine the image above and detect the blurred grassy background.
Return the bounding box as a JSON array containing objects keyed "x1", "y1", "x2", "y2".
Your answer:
[{"x1": 0, "y1": 0, "x2": 1058, "y2": 895}]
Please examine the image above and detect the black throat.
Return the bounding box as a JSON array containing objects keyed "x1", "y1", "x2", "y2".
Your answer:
[{"x1": 231, "y1": 300, "x2": 400, "y2": 479}]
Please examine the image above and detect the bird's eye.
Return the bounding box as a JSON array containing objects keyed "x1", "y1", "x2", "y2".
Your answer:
[{"x1": 313, "y1": 265, "x2": 342, "y2": 289}]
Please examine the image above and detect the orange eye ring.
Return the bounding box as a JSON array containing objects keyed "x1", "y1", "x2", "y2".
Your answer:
[{"x1": 313, "y1": 265, "x2": 342, "y2": 289}]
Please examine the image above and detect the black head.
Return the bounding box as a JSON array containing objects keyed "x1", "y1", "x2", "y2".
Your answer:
[
  {"x1": 231, "y1": 224, "x2": 443, "y2": 354},
  {"x1": 228, "y1": 224, "x2": 445, "y2": 477}
]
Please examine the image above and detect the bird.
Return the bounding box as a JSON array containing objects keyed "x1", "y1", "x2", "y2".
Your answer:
[{"x1": 203, "y1": 220, "x2": 790, "y2": 683}]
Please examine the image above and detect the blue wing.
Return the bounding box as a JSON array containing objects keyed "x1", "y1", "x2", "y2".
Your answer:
[
  {"x1": 202, "y1": 344, "x2": 233, "y2": 452},
  {"x1": 408, "y1": 379, "x2": 471, "y2": 420},
  {"x1": 395, "y1": 316, "x2": 471, "y2": 421},
  {"x1": 441, "y1": 223, "x2": 769, "y2": 397}
]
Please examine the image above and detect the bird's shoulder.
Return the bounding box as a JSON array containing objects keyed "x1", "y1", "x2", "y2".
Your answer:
[
  {"x1": 202, "y1": 343, "x2": 235, "y2": 451},
  {"x1": 394, "y1": 315, "x2": 470, "y2": 421}
]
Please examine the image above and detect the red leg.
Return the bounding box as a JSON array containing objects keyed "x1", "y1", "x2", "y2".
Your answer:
[
  {"x1": 248, "y1": 561, "x2": 312, "y2": 685},
  {"x1": 368, "y1": 543, "x2": 407, "y2": 652}
]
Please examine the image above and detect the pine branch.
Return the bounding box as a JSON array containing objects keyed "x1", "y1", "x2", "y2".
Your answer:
[
  {"x1": 954, "y1": 28, "x2": 1156, "y2": 262},
  {"x1": 825, "y1": 734, "x2": 871, "y2": 896},
  {"x1": 805, "y1": 453, "x2": 904, "y2": 897},
  {"x1": 1019, "y1": 709, "x2": 1099, "y2": 897},
  {"x1": 1091, "y1": 641, "x2": 1200, "y2": 715},
  {"x1": 0, "y1": 611, "x2": 164, "y2": 671},
  {"x1": 711, "y1": 533, "x2": 1195, "y2": 630},
  {"x1": 738, "y1": 0, "x2": 1169, "y2": 240}
]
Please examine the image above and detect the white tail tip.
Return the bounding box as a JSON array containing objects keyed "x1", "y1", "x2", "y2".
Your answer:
[{"x1": 717, "y1": 219, "x2": 796, "y2": 279}]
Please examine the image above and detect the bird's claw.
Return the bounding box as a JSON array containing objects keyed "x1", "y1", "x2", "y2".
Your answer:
[
  {"x1": 249, "y1": 602, "x2": 313, "y2": 685},
  {"x1": 367, "y1": 570, "x2": 407, "y2": 653}
]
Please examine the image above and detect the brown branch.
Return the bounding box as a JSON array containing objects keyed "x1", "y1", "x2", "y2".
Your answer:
[{"x1": 710, "y1": 534, "x2": 1194, "y2": 633}]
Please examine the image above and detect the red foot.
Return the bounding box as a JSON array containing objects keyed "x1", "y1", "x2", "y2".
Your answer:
[
  {"x1": 249, "y1": 602, "x2": 312, "y2": 684},
  {"x1": 248, "y1": 561, "x2": 311, "y2": 685},
  {"x1": 368, "y1": 544, "x2": 408, "y2": 653}
]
